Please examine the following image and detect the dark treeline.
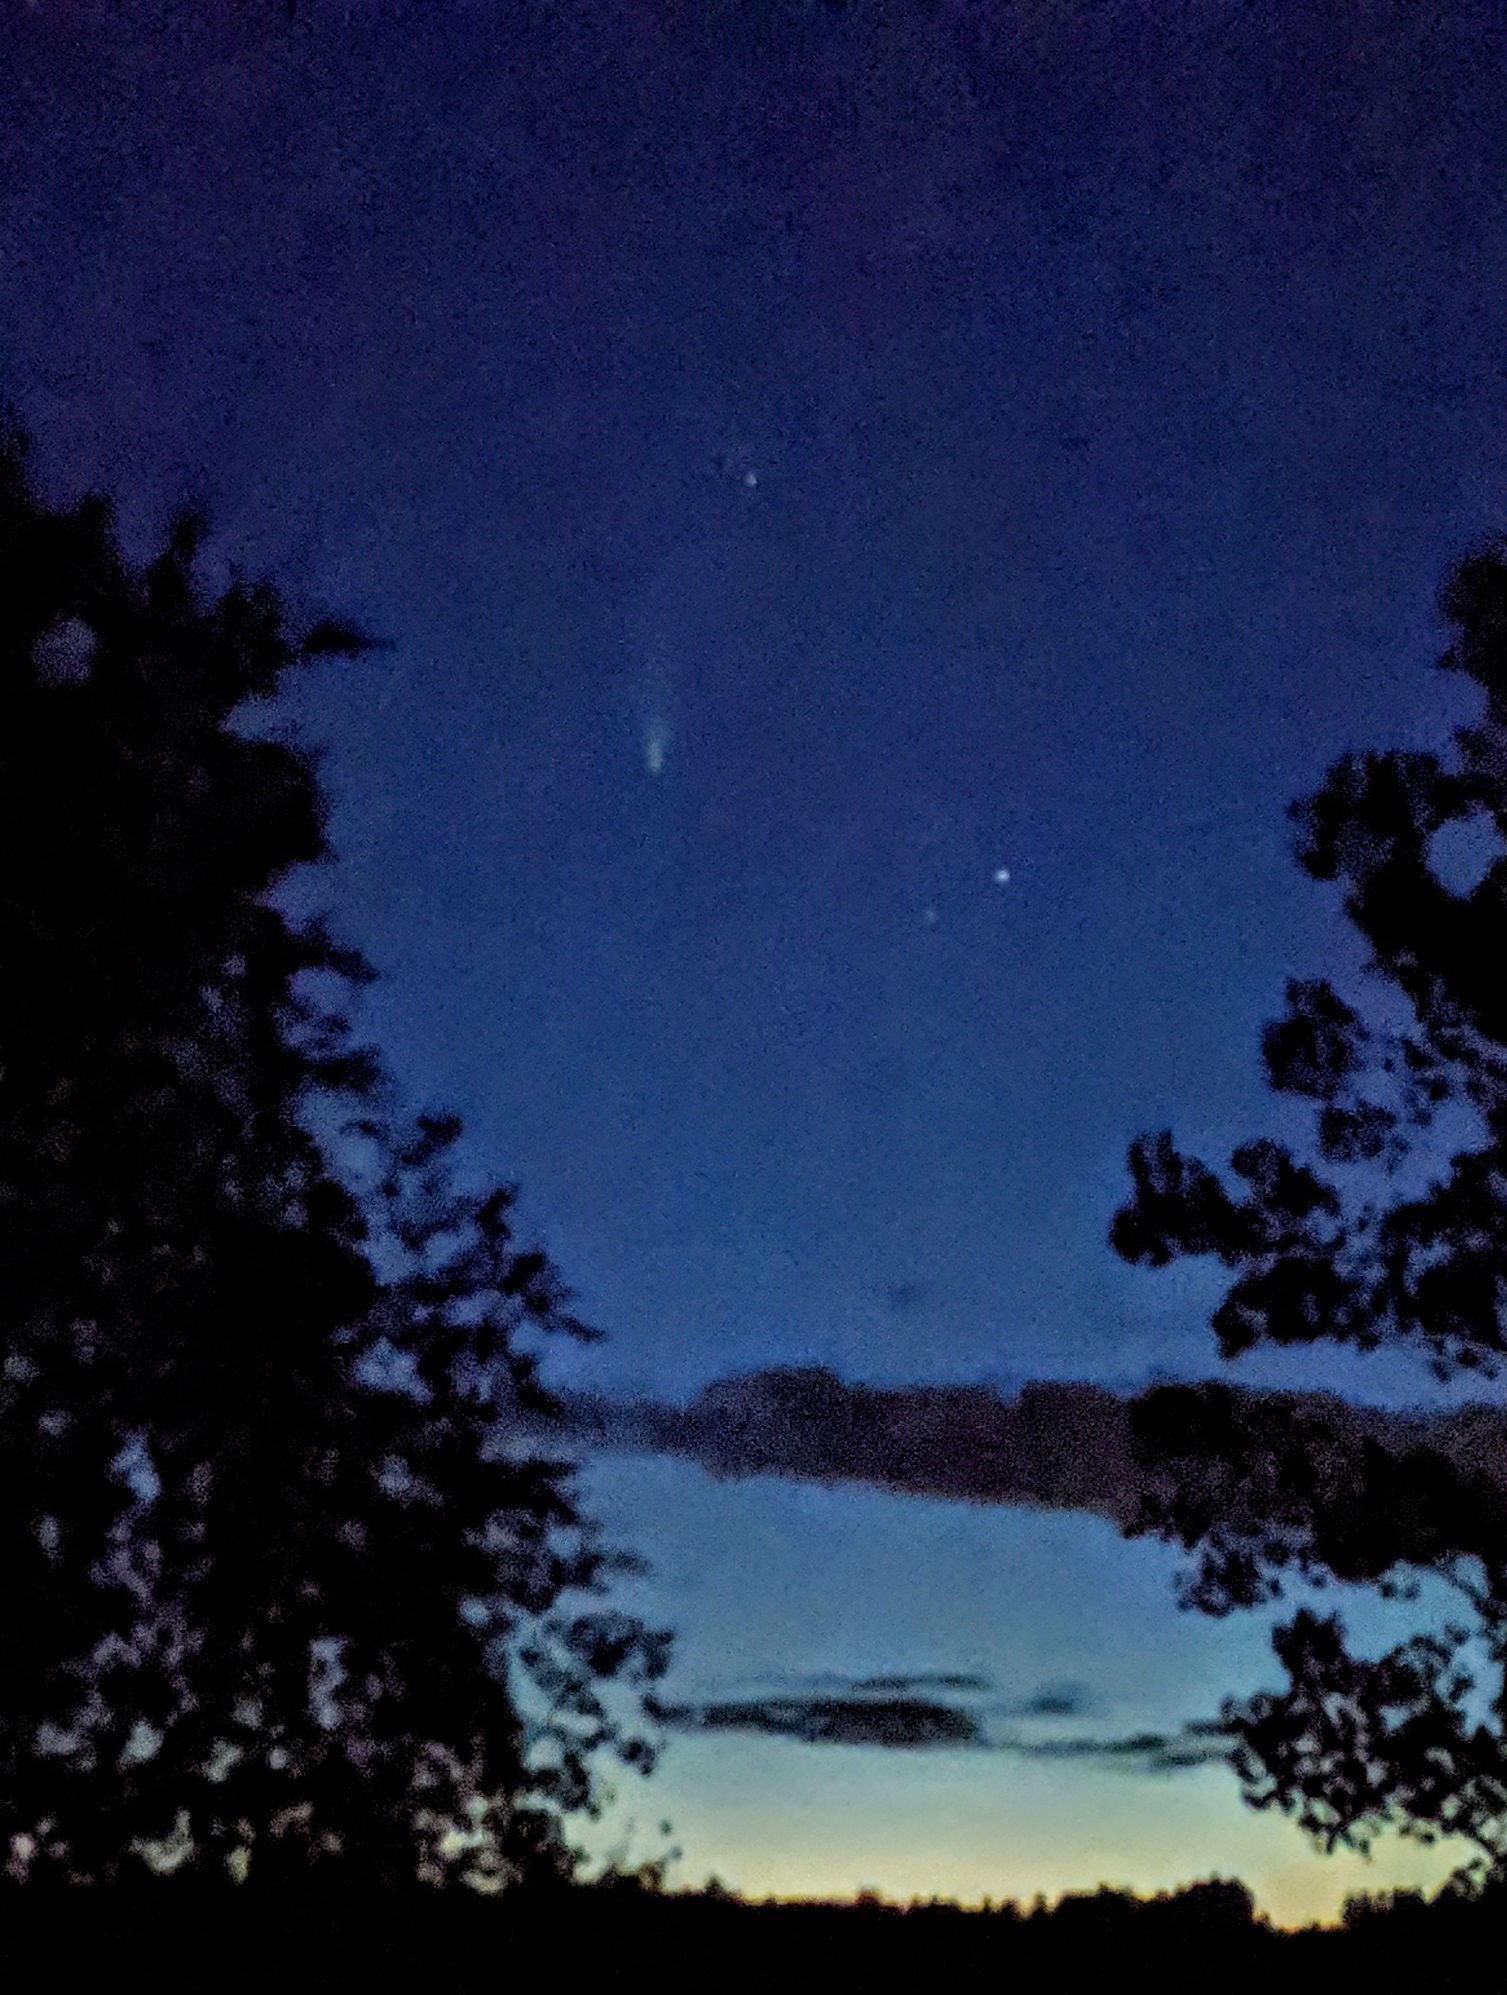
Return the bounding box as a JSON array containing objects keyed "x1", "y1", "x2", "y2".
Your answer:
[{"x1": 0, "y1": 1871, "x2": 1502, "y2": 1993}]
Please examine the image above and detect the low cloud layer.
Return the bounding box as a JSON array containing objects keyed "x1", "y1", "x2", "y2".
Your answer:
[
  {"x1": 849, "y1": 1671, "x2": 992, "y2": 1696},
  {"x1": 658, "y1": 1694, "x2": 986, "y2": 1750},
  {"x1": 525, "y1": 1364, "x2": 1507, "y2": 1526},
  {"x1": 653, "y1": 1672, "x2": 1231, "y2": 1771},
  {"x1": 753, "y1": 1670, "x2": 1092, "y2": 1720},
  {"x1": 533, "y1": 1368, "x2": 1140, "y2": 1522},
  {"x1": 1009, "y1": 1717, "x2": 1235, "y2": 1774}
]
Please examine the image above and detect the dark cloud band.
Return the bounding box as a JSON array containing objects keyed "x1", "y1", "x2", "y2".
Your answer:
[
  {"x1": 521, "y1": 1364, "x2": 1505, "y2": 1527},
  {"x1": 652, "y1": 1685, "x2": 1232, "y2": 1771},
  {"x1": 656, "y1": 1695, "x2": 987, "y2": 1750}
]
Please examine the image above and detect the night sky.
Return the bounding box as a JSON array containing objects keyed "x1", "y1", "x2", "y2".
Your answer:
[{"x1": 5, "y1": 0, "x2": 1507, "y2": 1926}]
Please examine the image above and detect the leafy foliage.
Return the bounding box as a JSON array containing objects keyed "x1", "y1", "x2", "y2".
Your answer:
[
  {"x1": 1112, "y1": 535, "x2": 1507, "y2": 1874},
  {"x1": 0, "y1": 413, "x2": 670, "y2": 1887}
]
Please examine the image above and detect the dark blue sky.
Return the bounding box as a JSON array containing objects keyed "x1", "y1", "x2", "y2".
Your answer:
[{"x1": 4, "y1": 0, "x2": 1505, "y2": 1919}]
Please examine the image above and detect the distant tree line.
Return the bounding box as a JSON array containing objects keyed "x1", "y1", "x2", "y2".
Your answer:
[{"x1": 3, "y1": 1866, "x2": 1505, "y2": 1994}]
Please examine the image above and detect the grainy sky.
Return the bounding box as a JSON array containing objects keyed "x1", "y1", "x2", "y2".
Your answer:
[{"x1": 4, "y1": 0, "x2": 1506, "y2": 1924}]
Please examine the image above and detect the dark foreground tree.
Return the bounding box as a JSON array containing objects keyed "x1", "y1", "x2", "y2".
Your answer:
[
  {"x1": 0, "y1": 414, "x2": 669, "y2": 1887},
  {"x1": 1112, "y1": 537, "x2": 1507, "y2": 1880}
]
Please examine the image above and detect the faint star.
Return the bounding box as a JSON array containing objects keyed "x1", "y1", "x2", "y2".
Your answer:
[
  {"x1": 922, "y1": 906, "x2": 939, "y2": 927},
  {"x1": 993, "y1": 867, "x2": 1011, "y2": 885}
]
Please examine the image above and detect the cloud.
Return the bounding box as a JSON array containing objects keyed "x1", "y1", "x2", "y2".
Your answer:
[
  {"x1": 534, "y1": 1367, "x2": 1142, "y2": 1523},
  {"x1": 525, "y1": 1365, "x2": 1507, "y2": 1530},
  {"x1": 725, "y1": 1669, "x2": 1088, "y2": 1718},
  {"x1": 657, "y1": 1694, "x2": 987, "y2": 1750},
  {"x1": 1012, "y1": 1681, "x2": 1092, "y2": 1719},
  {"x1": 848, "y1": 1671, "x2": 992, "y2": 1695},
  {"x1": 653, "y1": 1679, "x2": 1231, "y2": 1771},
  {"x1": 1001, "y1": 1720, "x2": 1236, "y2": 1775}
]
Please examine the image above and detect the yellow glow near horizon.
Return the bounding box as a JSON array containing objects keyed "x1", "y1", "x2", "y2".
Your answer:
[{"x1": 575, "y1": 1731, "x2": 1468, "y2": 1933}]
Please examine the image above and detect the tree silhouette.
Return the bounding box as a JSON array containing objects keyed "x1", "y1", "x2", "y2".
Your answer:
[
  {"x1": 1111, "y1": 536, "x2": 1507, "y2": 1879},
  {"x1": 0, "y1": 413, "x2": 670, "y2": 1889}
]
